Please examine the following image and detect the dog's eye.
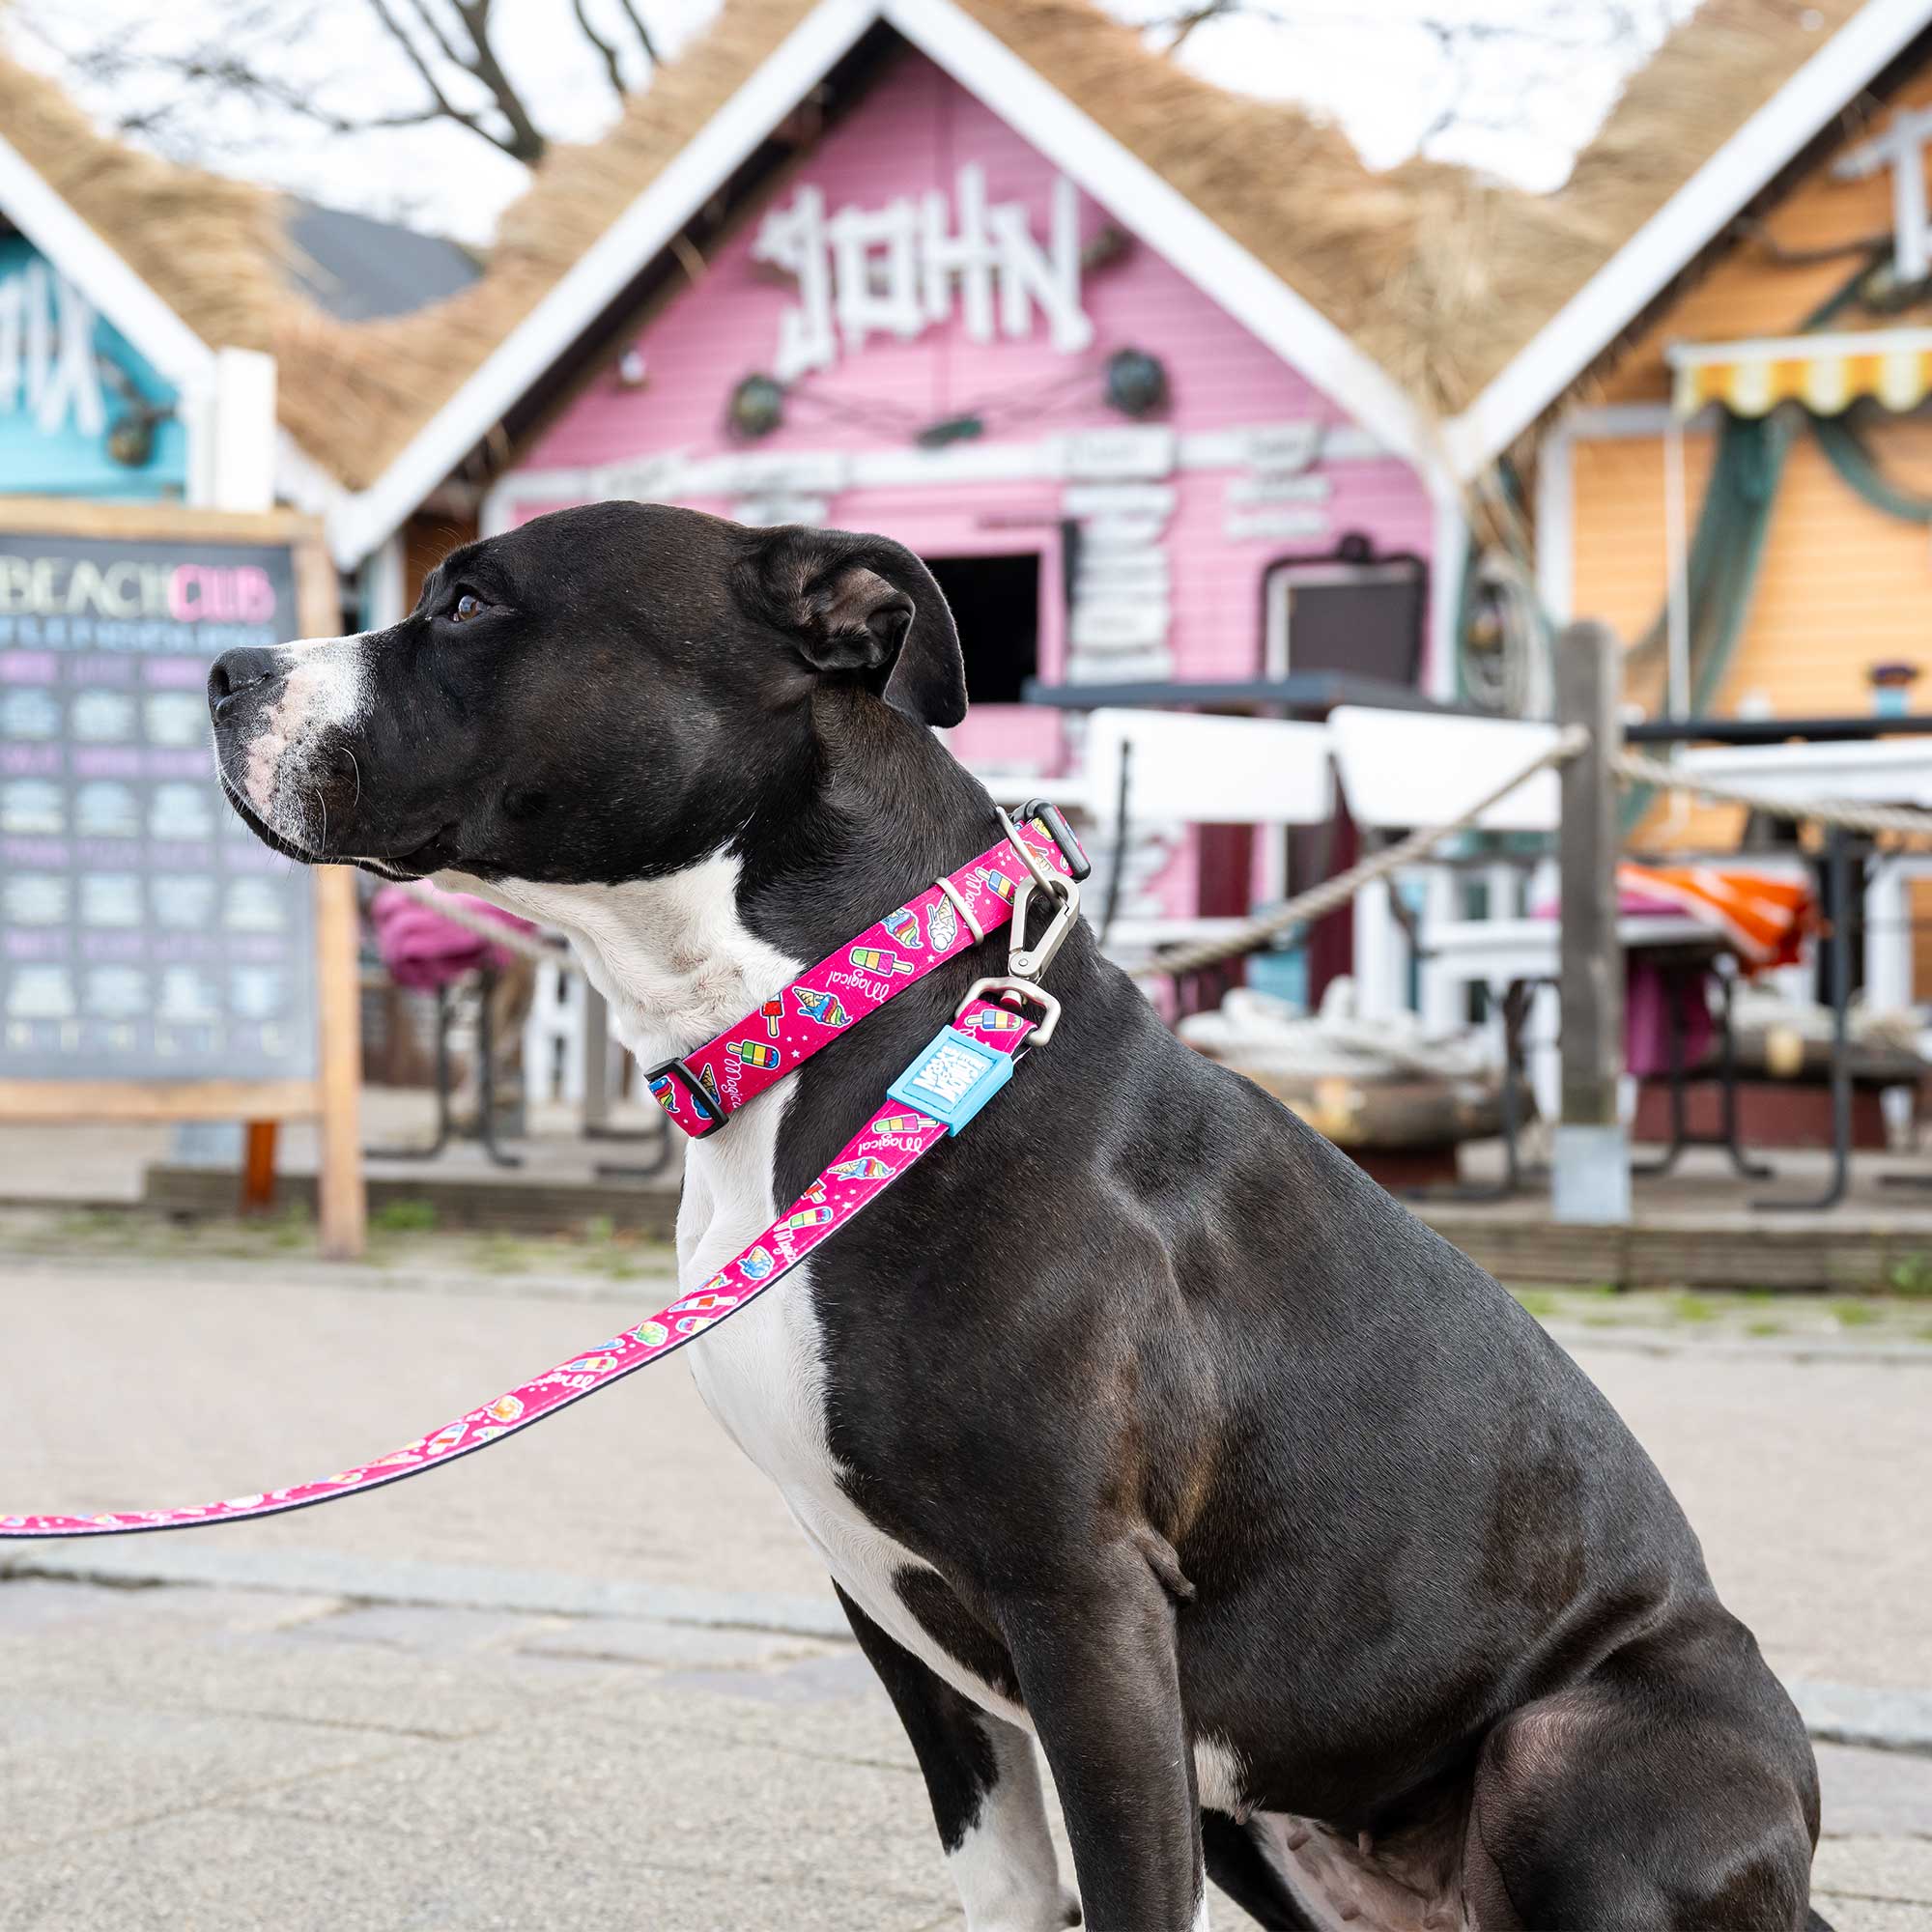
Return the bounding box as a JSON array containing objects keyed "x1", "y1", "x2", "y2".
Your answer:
[{"x1": 450, "y1": 592, "x2": 486, "y2": 624}]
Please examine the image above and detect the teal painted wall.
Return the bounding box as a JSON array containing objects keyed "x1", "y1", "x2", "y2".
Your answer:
[{"x1": 0, "y1": 237, "x2": 187, "y2": 500}]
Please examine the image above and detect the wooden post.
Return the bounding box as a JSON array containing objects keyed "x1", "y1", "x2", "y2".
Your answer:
[
  {"x1": 241, "y1": 1122, "x2": 278, "y2": 1214},
  {"x1": 1552, "y1": 620, "x2": 1631, "y2": 1225},
  {"x1": 581, "y1": 983, "x2": 611, "y2": 1134},
  {"x1": 314, "y1": 864, "x2": 367, "y2": 1260}
]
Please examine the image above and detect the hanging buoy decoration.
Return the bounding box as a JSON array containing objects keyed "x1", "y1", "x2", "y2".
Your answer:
[
  {"x1": 1104, "y1": 347, "x2": 1169, "y2": 419},
  {"x1": 727, "y1": 373, "x2": 786, "y2": 440}
]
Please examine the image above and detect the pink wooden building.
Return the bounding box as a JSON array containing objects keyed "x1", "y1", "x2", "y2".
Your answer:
[{"x1": 335, "y1": 1, "x2": 1466, "y2": 937}]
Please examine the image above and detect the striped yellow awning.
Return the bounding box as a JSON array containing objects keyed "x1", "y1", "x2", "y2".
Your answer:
[{"x1": 1669, "y1": 329, "x2": 1932, "y2": 417}]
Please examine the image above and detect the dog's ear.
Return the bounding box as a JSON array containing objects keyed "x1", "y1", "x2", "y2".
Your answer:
[{"x1": 736, "y1": 526, "x2": 967, "y2": 727}]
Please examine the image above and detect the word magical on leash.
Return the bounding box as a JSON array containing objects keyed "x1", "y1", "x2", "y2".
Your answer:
[{"x1": 0, "y1": 811, "x2": 1083, "y2": 1541}]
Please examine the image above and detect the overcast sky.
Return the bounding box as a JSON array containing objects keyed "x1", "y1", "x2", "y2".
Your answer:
[{"x1": 8, "y1": 0, "x2": 1703, "y2": 246}]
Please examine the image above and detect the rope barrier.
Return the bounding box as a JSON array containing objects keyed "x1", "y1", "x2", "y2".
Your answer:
[
  {"x1": 388, "y1": 729, "x2": 1927, "y2": 997},
  {"x1": 1134, "y1": 726, "x2": 1591, "y2": 980},
  {"x1": 1610, "y1": 749, "x2": 1932, "y2": 839}
]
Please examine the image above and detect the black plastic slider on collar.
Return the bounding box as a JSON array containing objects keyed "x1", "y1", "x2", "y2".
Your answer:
[
  {"x1": 644, "y1": 1055, "x2": 726, "y2": 1137},
  {"x1": 1018, "y1": 797, "x2": 1092, "y2": 881}
]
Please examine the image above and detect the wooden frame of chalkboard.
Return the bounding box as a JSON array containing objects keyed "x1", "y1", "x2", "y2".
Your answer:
[{"x1": 0, "y1": 498, "x2": 365, "y2": 1259}]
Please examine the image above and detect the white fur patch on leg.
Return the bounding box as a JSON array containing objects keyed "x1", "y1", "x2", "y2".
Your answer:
[
  {"x1": 1194, "y1": 1734, "x2": 1248, "y2": 1816},
  {"x1": 948, "y1": 1722, "x2": 1079, "y2": 1932}
]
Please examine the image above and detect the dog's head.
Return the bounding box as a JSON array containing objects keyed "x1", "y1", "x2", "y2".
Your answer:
[{"x1": 207, "y1": 501, "x2": 967, "y2": 883}]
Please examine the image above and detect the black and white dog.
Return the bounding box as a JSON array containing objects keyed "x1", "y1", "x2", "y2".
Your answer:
[{"x1": 209, "y1": 501, "x2": 1826, "y2": 1932}]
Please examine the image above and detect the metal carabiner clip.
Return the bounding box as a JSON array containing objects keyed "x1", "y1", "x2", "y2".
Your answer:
[{"x1": 997, "y1": 807, "x2": 1081, "y2": 985}]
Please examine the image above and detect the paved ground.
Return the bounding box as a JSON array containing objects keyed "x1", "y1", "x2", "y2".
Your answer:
[{"x1": 2, "y1": 1223, "x2": 1929, "y2": 1928}]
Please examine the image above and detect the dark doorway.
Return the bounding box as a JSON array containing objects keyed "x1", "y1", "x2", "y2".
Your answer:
[
  {"x1": 1261, "y1": 539, "x2": 1428, "y2": 1004},
  {"x1": 923, "y1": 553, "x2": 1039, "y2": 705}
]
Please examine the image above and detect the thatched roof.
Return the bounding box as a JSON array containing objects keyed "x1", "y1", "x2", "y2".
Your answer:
[
  {"x1": 1001, "y1": 0, "x2": 1874, "y2": 421},
  {"x1": 0, "y1": 44, "x2": 288, "y2": 354},
  {"x1": 0, "y1": 0, "x2": 1886, "y2": 494}
]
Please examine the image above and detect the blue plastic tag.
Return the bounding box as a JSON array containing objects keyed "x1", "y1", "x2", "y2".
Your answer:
[{"x1": 885, "y1": 1025, "x2": 1015, "y2": 1136}]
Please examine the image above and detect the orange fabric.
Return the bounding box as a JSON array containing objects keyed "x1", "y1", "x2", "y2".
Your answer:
[{"x1": 1617, "y1": 864, "x2": 1815, "y2": 970}]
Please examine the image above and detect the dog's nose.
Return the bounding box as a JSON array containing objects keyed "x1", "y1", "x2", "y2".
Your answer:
[{"x1": 208, "y1": 646, "x2": 281, "y2": 723}]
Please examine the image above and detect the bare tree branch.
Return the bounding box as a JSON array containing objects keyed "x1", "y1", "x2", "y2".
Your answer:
[
  {"x1": 443, "y1": 0, "x2": 547, "y2": 161},
  {"x1": 608, "y1": 0, "x2": 660, "y2": 69},
  {"x1": 570, "y1": 0, "x2": 630, "y2": 96},
  {"x1": 400, "y1": 0, "x2": 473, "y2": 74},
  {"x1": 364, "y1": 0, "x2": 503, "y2": 152}
]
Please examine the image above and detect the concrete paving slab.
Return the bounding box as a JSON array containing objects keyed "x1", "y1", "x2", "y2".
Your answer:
[
  {"x1": 3, "y1": 1616, "x2": 643, "y2": 1744},
  {"x1": 0, "y1": 1577, "x2": 1915, "y2": 1932},
  {"x1": 1811, "y1": 1907, "x2": 1932, "y2": 1932},
  {"x1": 2, "y1": 1542, "x2": 848, "y2": 1638},
  {"x1": 516, "y1": 1616, "x2": 837, "y2": 1670},
  {"x1": 1814, "y1": 1836, "x2": 1932, "y2": 1908},
  {"x1": 1816, "y1": 1744, "x2": 1932, "y2": 1838},
  {"x1": 0, "y1": 1695, "x2": 429, "y2": 1853},
  {"x1": 0, "y1": 1802, "x2": 921, "y2": 1932},
  {"x1": 228, "y1": 1689, "x2": 948, "y2": 1901},
  {"x1": 3, "y1": 1241, "x2": 1928, "y2": 1929},
  {"x1": 7, "y1": 1257, "x2": 1927, "y2": 1697},
  {"x1": 284, "y1": 1602, "x2": 572, "y2": 1654},
  {"x1": 1574, "y1": 1346, "x2": 1932, "y2": 1690},
  {"x1": 1799, "y1": 1684, "x2": 1932, "y2": 1757},
  {"x1": 0, "y1": 1576, "x2": 344, "y2": 1638}
]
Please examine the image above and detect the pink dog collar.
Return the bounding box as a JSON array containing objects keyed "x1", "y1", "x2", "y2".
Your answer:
[{"x1": 645, "y1": 810, "x2": 1078, "y2": 1136}]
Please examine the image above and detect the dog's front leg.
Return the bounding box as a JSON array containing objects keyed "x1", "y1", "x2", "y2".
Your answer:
[
  {"x1": 836, "y1": 1584, "x2": 1079, "y2": 1932},
  {"x1": 996, "y1": 1547, "x2": 1204, "y2": 1932}
]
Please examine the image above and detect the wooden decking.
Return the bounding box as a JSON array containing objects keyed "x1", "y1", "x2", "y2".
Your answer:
[{"x1": 1417, "y1": 1143, "x2": 1932, "y2": 1291}]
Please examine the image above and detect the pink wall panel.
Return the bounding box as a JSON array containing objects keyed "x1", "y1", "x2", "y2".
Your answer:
[{"x1": 526, "y1": 52, "x2": 1364, "y2": 466}]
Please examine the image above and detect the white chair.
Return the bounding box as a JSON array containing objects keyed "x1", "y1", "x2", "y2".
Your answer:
[
  {"x1": 1328, "y1": 707, "x2": 1576, "y2": 1045},
  {"x1": 1077, "y1": 708, "x2": 1335, "y2": 974},
  {"x1": 523, "y1": 955, "x2": 587, "y2": 1106}
]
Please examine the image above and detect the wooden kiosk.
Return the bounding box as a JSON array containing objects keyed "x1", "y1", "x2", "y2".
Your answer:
[{"x1": 0, "y1": 499, "x2": 364, "y2": 1257}]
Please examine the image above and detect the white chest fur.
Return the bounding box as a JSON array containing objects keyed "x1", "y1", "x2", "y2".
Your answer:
[
  {"x1": 674, "y1": 1075, "x2": 1035, "y2": 1731},
  {"x1": 447, "y1": 856, "x2": 1030, "y2": 1727}
]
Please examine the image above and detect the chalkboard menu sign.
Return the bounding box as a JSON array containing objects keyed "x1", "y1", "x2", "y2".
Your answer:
[
  {"x1": 0, "y1": 529, "x2": 314, "y2": 1080},
  {"x1": 0, "y1": 500, "x2": 364, "y2": 1258}
]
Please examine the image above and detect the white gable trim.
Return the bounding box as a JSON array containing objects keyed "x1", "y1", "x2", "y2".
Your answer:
[
  {"x1": 325, "y1": 0, "x2": 1446, "y2": 569},
  {"x1": 273, "y1": 427, "x2": 354, "y2": 520},
  {"x1": 324, "y1": 0, "x2": 881, "y2": 569},
  {"x1": 1443, "y1": 0, "x2": 1932, "y2": 479},
  {"x1": 0, "y1": 131, "x2": 215, "y2": 388}
]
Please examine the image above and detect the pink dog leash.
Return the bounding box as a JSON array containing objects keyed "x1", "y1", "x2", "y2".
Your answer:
[{"x1": 1, "y1": 809, "x2": 1087, "y2": 1541}]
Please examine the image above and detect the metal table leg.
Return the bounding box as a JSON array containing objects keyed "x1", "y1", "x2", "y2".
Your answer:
[
  {"x1": 1632, "y1": 969, "x2": 1690, "y2": 1178},
  {"x1": 365, "y1": 983, "x2": 455, "y2": 1161},
  {"x1": 1634, "y1": 960, "x2": 1773, "y2": 1180},
  {"x1": 592, "y1": 1104, "x2": 674, "y2": 1181},
  {"x1": 473, "y1": 966, "x2": 524, "y2": 1170},
  {"x1": 1406, "y1": 979, "x2": 1539, "y2": 1205},
  {"x1": 1760, "y1": 826, "x2": 1850, "y2": 1211},
  {"x1": 1715, "y1": 966, "x2": 1775, "y2": 1179}
]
